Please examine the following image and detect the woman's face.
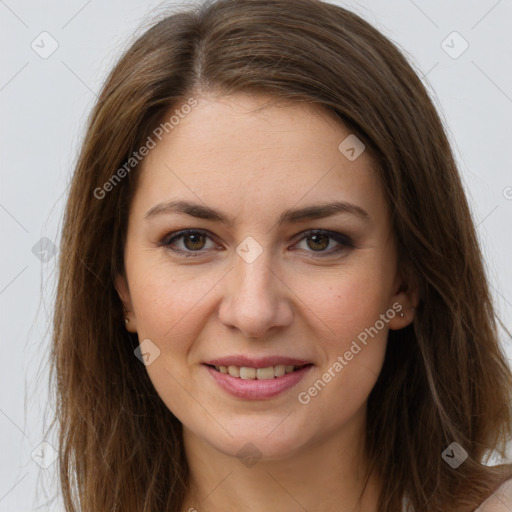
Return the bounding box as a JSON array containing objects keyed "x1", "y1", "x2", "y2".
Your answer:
[{"x1": 117, "y1": 92, "x2": 415, "y2": 460}]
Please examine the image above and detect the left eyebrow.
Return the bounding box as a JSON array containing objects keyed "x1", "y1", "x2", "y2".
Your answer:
[{"x1": 144, "y1": 199, "x2": 371, "y2": 226}]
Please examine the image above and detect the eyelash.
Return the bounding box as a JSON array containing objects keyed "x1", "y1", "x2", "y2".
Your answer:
[{"x1": 159, "y1": 229, "x2": 354, "y2": 258}]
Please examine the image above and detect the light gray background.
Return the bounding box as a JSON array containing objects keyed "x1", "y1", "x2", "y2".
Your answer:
[{"x1": 1, "y1": 0, "x2": 511, "y2": 510}]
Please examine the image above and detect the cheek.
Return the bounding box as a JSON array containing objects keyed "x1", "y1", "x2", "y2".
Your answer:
[
  {"x1": 295, "y1": 262, "x2": 392, "y2": 343},
  {"x1": 126, "y1": 262, "x2": 218, "y2": 418},
  {"x1": 127, "y1": 258, "x2": 221, "y2": 348},
  {"x1": 294, "y1": 275, "x2": 390, "y2": 427},
  {"x1": 292, "y1": 263, "x2": 391, "y2": 396}
]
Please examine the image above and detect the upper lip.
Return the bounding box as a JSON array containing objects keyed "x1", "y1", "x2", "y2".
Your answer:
[{"x1": 204, "y1": 356, "x2": 312, "y2": 368}]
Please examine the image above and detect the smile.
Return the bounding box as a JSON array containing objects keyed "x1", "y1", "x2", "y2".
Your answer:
[
  {"x1": 203, "y1": 363, "x2": 313, "y2": 400},
  {"x1": 209, "y1": 364, "x2": 309, "y2": 380}
]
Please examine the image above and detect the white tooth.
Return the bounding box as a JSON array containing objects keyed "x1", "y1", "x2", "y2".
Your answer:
[
  {"x1": 219, "y1": 366, "x2": 228, "y2": 374},
  {"x1": 228, "y1": 365, "x2": 240, "y2": 377},
  {"x1": 285, "y1": 365, "x2": 295, "y2": 374},
  {"x1": 256, "y1": 367, "x2": 275, "y2": 380},
  {"x1": 214, "y1": 365, "x2": 220, "y2": 371},
  {"x1": 274, "y1": 364, "x2": 286, "y2": 377},
  {"x1": 240, "y1": 367, "x2": 257, "y2": 379}
]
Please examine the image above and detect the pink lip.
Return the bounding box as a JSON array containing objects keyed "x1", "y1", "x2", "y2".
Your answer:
[
  {"x1": 204, "y1": 364, "x2": 313, "y2": 400},
  {"x1": 204, "y1": 356, "x2": 311, "y2": 368}
]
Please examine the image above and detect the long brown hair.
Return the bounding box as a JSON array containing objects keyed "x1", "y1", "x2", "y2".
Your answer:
[{"x1": 51, "y1": 0, "x2": 512, "y2": 510}]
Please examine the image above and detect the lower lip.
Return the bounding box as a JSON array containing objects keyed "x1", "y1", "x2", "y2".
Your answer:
[{"x1": 204, "y1": 364, "x2": 313, "y2": 400}]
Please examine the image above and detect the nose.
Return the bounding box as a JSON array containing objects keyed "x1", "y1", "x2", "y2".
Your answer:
[{"x1": 218, "y1": 247, "x2": 294, "y2": 338}]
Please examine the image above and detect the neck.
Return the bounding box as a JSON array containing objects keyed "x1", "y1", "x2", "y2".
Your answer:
[{"x1": 180, "y1": 405, "x2": 381, "y2": 512}]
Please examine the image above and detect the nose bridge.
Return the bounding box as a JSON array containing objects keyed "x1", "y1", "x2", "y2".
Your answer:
[
  {"x1": 234, "y1": 244, "x2": 274, "y2": 298},
  {"x1": 218, "y1": 239, "x2": 292, "y2": 337}
]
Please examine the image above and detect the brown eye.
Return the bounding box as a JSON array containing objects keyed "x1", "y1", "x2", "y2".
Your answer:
[
  {"x1": 306, "y1": 233, "x2": 330, "y2": 251},
  {"x1": 294, "y1": 229, "x2": 353, "y2": 256},
  {"x1": 182, "y1": 232, "x2": 207, "y2": 251},
  {"x1": 161, "y1": 229, "x2": 217, "y2": 257}
]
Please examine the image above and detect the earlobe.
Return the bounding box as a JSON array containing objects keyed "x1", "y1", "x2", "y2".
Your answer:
[
  {"x1": 388, "y1": 271, "x2": 421, "y2": 331},
  {"x1": 388, "y1": 300, "x2": 416, "y2": 330},
  {"x1": 114, "y1": 273, "x2": 137, "y2": 333}
]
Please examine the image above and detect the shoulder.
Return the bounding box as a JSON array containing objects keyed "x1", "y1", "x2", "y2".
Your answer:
[{"x1": 475, "y1": 478, "x2": 512, "y2": 512}]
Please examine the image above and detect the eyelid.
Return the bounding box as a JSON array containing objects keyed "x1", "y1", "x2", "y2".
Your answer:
[{"x1": 160, "y1": 228, "x2": 354, "y2": 257}]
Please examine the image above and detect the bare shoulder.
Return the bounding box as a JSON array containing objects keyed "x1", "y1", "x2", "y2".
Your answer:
[{"x1": 475, "y1": 479, "x2": 512, "y2": 512}]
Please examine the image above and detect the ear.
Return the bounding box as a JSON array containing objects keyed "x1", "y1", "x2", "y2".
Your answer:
[
  {"x1": 387, "y1": 267, "x2": 421, "y2": 331},
  {"x1": 115, "y1": 273, "x2": 137, "y2": 333}
]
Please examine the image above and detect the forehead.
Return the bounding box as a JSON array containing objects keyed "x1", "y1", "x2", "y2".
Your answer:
[{"x1": 132, "y1": 92, "x2": 386, "y2": 224}]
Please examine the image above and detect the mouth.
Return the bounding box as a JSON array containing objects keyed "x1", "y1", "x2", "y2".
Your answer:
[
  {"x1": 206, "y1": 363, "x2": 312, "y2": 380},
  {"x1": 203, "y1": 361, "x2": 314, "y2": 400}
]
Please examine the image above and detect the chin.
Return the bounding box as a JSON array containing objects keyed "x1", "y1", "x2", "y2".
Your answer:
[{"x1": 202, "y1": 421, "x2": 309, "y2": 462}]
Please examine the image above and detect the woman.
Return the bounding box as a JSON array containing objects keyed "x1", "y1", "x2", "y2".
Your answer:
[{"x1": 51, "y1": 0, "x2": 512, "y2": 510}]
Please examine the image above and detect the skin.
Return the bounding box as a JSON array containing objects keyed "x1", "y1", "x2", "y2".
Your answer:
[{"x1": 116, "y1": 91, "x2": 418, "y2": 512}]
